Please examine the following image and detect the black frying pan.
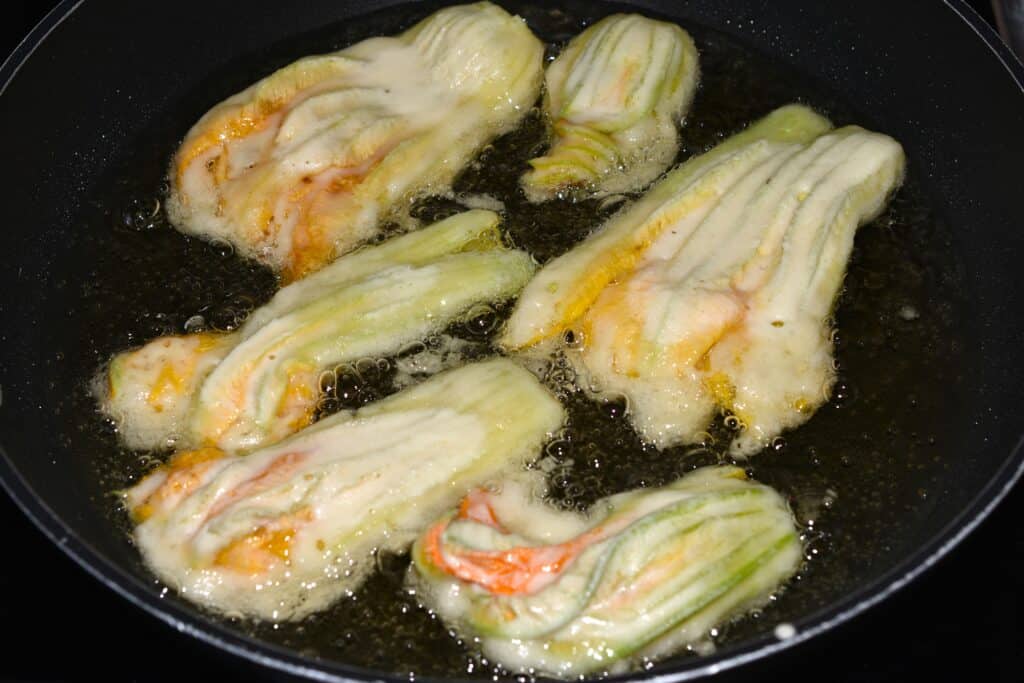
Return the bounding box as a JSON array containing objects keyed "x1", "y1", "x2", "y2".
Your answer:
[{"x1": 1, "y1": 1, "x2": 1022, "y2": 681}]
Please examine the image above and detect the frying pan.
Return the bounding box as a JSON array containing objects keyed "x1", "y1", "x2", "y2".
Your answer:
[{"x1": 1, "y1": 0, "x2": 1022, "y2": 680}]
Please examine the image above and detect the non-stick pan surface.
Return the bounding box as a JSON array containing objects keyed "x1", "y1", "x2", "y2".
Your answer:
[{"x1": 1, "y1": 1, "x2": 1022, "y2": 681}]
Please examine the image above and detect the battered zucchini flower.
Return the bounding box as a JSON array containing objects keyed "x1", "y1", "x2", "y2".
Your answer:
[
  {"x1": 169, "y1": 2, "x2": 543, "y2": 281},
  {"x1": 521, "y1": 14, "x2": 699, "y2": 202},
  {"x1": 504, "y1": 105, "x2": 905, "y2": 455},
  {"x1": 410, "y1": 466, "x2": 801, "y2": 676},
  {"x1": 126, "y1": 359, "x2": 565, "y2": 621},
  {"x1": 100, "y1": 210, "x2": 535, "y2": 452}
]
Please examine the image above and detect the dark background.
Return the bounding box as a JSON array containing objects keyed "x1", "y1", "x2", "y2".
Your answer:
[{"x1": 1, "y1": 1, "x2": 1021, "y2": 681}]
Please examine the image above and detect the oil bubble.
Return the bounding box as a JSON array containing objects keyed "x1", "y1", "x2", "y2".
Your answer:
[
  {"x1": 723, "y1": 415, "x2": 745, "y2": 431},
  {"x1": 831, "y1": 380, "x2": 855, "y2": 407},
  {"x1": 898, "y1": 304, "x2": 920, "y2": 321},
  {"x1": 318, "y1": 369, "x2": 337, "y2": 393},
  {"x1": 463, "y1": 304, "x2": 498, "y2": 337},
  {"x1": 601, "y1": 395, "x2": 627, "y2": 420},
  {"x1": 118, "y1": 196, "x2": 162, "y2": 231},
  {"x1": 210, "y1": 238, "x2": 235, "y2": 258},
  {"x1": 183, "y1": 314, "x2": 206, "y2": 333},
  {"x1": 544, "y1": 439, "x2": 571, "y2": 459}
]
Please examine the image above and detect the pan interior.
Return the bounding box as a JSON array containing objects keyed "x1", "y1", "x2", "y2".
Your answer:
[{"x1": 2, "y1": 0, "x2": 1019, "y2": 680}]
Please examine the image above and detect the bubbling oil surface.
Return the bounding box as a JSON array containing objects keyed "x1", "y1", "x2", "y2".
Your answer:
[{"x1": 64, "y1": 1, "x2": 967, "y2": 679}]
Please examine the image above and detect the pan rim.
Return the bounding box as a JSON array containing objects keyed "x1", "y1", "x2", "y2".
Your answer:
[{"x1": 1, "y1": 0, "x2": 1022, "y2": 681}]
